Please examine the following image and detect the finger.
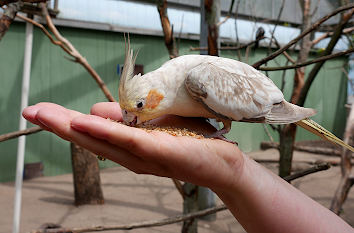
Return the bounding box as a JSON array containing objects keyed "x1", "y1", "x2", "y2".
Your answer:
[
  {"x1": 71, "y1": 114, "x2": 161, "y2": 156},
  {"x1": 90, "y1": 102, "x2": 123, "y2": 121},
  {"x1": 33, "y1": 105, "x2": 150, "y2": 173},
  {"x1": 22, "y1": 102, "x2": 71, "y2": 132}
]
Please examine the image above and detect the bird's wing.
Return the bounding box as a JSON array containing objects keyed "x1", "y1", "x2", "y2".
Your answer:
[{"x1": 184, "y1": 59, "x2": 284, "y2": 122}]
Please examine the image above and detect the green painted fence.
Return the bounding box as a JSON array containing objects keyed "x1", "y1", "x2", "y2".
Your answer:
[{"x1": 0, "y1": 22, "x2": 348, "y2": 182}]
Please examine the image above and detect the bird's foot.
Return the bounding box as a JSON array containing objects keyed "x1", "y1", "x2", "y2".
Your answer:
[{"x1": 204, "y1": 131, "x2": 238, "y2": 145}]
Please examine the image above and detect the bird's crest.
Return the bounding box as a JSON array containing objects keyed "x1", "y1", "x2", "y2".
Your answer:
[{"x1": 118, "y1": 34, "x2": 139, "y2": 108}]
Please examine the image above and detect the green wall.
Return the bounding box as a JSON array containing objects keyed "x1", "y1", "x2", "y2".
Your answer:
[{"x1": 0, "y1": 22, "x2": 348, "y2": 182}]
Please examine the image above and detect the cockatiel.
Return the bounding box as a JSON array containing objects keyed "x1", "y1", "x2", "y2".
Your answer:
[{"x1": 118, "y1": 39, "x2": 354, "y2": 152}]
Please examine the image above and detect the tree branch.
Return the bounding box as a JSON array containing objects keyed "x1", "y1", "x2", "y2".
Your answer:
[
  {"x1": 297, "y1": 8, "x2": 354, "y2": 107},
  {"x1": 31, "y1": 204, "x2": 228, "y2": 233},
  {"x1": 1, "y1": 5, "x2": 117, "y2": 143},
  {"x1": 267, "y1": 0, "x2": 285, "y2": 49},
  {"x1": 38, "y1": 3, "x2": 116, "y2": 102},
  {"x1": 0, "y1": 1, "x2": 22, "y2": 41},
  {"x1": 29, "y1": 159, "x2": 333, "y2": 233},
  {"x1": 252, "y1": 3, "x2": 354, "y2": 69},
  {"x1": 190, "y1": 36, "x2": 265, "y2": 51},
  {"x1": 0, "y1": 0, "x2": 45, "y2": 7},
  {"x1": 0, "y1": 126, "x2": 42, "y2": 143},
  {"x1": 216, "y1": 0, "x2": 235, "y2": 27},
  {"x1": 157, "y1": 0, "x2": 178, "y2": 59},
  {"x1": 283, "y1": 162, "x2": 331, "y2": 182},
  {"x1": 312, "y1": 26, "x2": 354, "y2": 46},
  {"x1": 258, "y1": 48, "x2": 354, "y2": 71}
]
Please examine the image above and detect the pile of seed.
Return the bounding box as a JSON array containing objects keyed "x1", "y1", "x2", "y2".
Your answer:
[
  {"x1": 137, "y1": 124, "x2": 204, "y2": 139},
  {"x1": 118, "y1": 121, "x2": 204, "y2": 139}
]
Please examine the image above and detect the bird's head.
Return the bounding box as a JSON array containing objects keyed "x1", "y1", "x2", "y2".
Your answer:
[{"x1": 118, "y1": 37, "x2": 167, "y2": 126}]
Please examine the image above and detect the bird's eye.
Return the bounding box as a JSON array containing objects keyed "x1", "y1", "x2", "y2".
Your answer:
[{"x1": 136, "y1": 101, "x2": 144, "y2": 109}]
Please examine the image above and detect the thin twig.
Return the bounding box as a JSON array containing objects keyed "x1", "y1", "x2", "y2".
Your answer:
[
  {"x1": 30, "y1": 204, "x2": 228, "y2": 233},
  {"x1": 0, "y1": 126, "x2": 42, "y2": 142},
  {"x1": 38, "y1": 3, "x2": 116, "y2": 102},
  {"x1": 252, "y1": 3, "x2": 354, "y2": 69},
  {"x1": 297, "y1": 7, "x2": 354, "y2": 107},
  {"x1": 258, "y1": 48, "x2": 354, "y2": 71},
  {"x1": 284, "y1": 162, "x2": 331, "y2": 182},
  {"x1": 16, "y1": 14, "x2": 67, "y2": 50},
  {"x1": 311, "y1": 26, "x2": 354, "y2": 46},
  {"x1": 280, "y1": 60, "x2": 290, "y2": 92},
  {"x1": 29, "y1": 159, "x2": 335, "y2": 233},
  {"x1": 268, "y1": 0, "x2": 285, "y2": 49},
  {"x1": 190, "y1": 36, "x2": 265, "y2": 51},
  {"x1": 216, "y1": 0, "x2": 235, "y2": 27},
  {"x1": 271, "y1": 36, "x2": 296, "y2": 64}
]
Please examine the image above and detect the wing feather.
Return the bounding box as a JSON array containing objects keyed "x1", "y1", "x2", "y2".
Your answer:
[{"x1": 185, "y1": 59, "x2": 284, "y2": 121}]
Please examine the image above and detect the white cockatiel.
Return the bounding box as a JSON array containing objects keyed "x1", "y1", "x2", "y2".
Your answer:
[{"x1": 118, "y1": 39, "x2": 354, "y2": 152}]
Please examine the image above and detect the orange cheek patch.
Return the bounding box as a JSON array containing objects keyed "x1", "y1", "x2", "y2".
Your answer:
[{"x1": 146, "y1": 89, "x2": 164, "y2": 109}]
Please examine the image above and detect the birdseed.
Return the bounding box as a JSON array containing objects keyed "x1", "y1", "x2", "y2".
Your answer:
[{"x1": 117, "y1": 121, "x2": 204, "y2": 139}]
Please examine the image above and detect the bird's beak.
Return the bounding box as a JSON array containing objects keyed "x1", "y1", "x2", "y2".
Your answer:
[{"x1": 122, "y1": 110, "x2": 138, "y2": 126}]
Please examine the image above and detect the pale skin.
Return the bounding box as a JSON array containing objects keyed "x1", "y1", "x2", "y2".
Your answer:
[{"x1": 22, "y1": 102, "x2": 353, "y2": 233}]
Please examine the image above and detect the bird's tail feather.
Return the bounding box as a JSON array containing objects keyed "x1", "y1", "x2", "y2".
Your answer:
[{"x1": 296, "y1": 118, "x2": 354, "y2": 152}]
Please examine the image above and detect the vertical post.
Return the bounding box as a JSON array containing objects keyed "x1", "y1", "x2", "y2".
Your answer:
[
  {"x1": 198, "y1": 0, "x2": 216, "y2": 220},
  {"x1": 13, "y1": 21, "x2": 33, "y2": 233}
]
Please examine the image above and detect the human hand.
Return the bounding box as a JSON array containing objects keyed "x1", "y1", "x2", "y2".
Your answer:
[
  {"x1": 22, "y1": 102, "x2": 244, "y2": 191},
  {"x1": 23, "y1": 102, "x2": 354, "y2": 233}
]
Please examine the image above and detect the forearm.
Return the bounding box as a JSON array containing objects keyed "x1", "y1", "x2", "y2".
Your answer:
[{"x1": 213, "y1": 153, "x2": 353, "y2": 233}]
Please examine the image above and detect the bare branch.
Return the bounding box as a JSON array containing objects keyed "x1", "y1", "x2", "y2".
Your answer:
[
  {"x1": 284, "y1": 162, "x2": 331, "y2": 182},
  {"x1": 252, "y1": 3, "x2": 354, "y2": 69},
  {"x1": 268, "y1": 0, "x2": 285, "y2": 49},
  {"x1": 0, "y1": 0, "x2": 46, "y2": 7},
  {"x1": 190, "y1": 36, "x2": 265, "y2": 51},
  {"x1": 330, "y1": 105, "x2": 354, "y2": 214},
  {"x1": 260, "y1": 141, "x2": 344, "y2": 156},
  {"x1": 172, "y1": 179, "x2": 185, "y2": 199},
  {"x1": 0, "y1": 126, "x2": 42, "y2": 143},
  {"x1": 16, "y1": 14, "x2": 65, "y2": 49},
  {"x1": 271, "y1": 36, "x2": 296, "y2": 64},
  {"x1": 31, "y1": 204, "x2": 228, "y2": 233},
  {"x1": 258, "y1": 48, "x2": 354, "y2": 71},
  {"x1": 216, "y1": 0, "x2": 235, "y2": 27},
  {"x1": 312, "y1": 26, "x2": 354, "y2": 46},
  {"x1": 297, "y1": 7, "x2": 354, "y2": 107},
  {"x1": 157, "y1": 0, "x2": 178, "y2": 59},
  {"x1": 0, "y1": 1, "x2": 22, "y2": 41},
  {"x1": 38, "y1": 3, "x2": 116, "y2": 102}
]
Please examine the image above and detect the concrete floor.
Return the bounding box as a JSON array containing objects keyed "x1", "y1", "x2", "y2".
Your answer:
[{"x1": 1, "y1": 149, "x2": 354, "y2": 233}]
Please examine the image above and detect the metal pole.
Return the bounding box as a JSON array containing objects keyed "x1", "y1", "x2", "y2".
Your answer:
[{"x1": 12, "y1": 21, "x2": 33, "y2": 233}]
